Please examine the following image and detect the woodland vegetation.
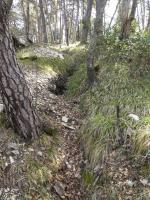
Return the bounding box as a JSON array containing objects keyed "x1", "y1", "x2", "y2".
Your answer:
[{"x1": 0, "y1": 0, "x2": 150, "y2": 199}]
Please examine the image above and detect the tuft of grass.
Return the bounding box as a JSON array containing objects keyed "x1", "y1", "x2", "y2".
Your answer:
[
  {"x1": 133, "y1": 126, "x2": 150, "y2": 155},
  {"x1": 81, "y1": 169, "x2": 95, "y2": 187},
  {"x1": 81, "y1": 112, "x2": 116, "y2": 167}
]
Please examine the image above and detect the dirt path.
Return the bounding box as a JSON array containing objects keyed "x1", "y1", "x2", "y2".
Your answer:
[
  {"x1": 0, "y1": 57, "x2": 86, "y2": 200},
  {"x1": 24, "y1": 65, "x2": 86, "y2": 200}
]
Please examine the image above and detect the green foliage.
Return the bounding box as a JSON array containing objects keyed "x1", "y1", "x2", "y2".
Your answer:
[
  {"x1": 79, "y1": 31, "x2": 150, "y2": 168},
  {"x1": 67, "y1": 63, "x2": 87, "y2": 97}
]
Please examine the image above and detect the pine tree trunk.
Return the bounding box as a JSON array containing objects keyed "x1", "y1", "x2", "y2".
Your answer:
[{"x1": 0, "y1": 0, "x2": 40, "y2": 140}]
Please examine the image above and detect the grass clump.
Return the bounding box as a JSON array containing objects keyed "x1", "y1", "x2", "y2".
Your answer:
[{"x1": 81, "y1": 112, "x2": 116, "y2": 167}]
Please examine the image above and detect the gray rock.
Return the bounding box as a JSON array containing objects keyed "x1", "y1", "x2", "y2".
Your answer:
[
  {"x1": 11, "y1": 150, "x2": 19, "y2": 155},
  {"x1": 28, "y1": 148, "x2": 34, "y2": 152},
  {"x1": 9, "y1": 156, "x2": 15, "y2": 164},
  {"x1": 8, "y1": 142, "x2": 18, "y2": 150},
  {"x1": 125, "y1": 180, "x2": 135, "y2": 187},
  {"x1": 0, "y1": 104, "x2": 4, "y2": 112},
  {"x1": 62, "y1": 116, "x2": 69, "y2": 123},
  {"x1": 54, "y1": 181, "x2": 66, "y2": 197},
  {"x1": 37, "y1": 151, "x2": 43, "y2": 157}
]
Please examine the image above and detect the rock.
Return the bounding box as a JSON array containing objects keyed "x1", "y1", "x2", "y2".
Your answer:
[
  {"x1": 37, "y1": 151, "x2": 43, "y2": 157},
  {"x1": 28, "y1": 148, "x2": 34, "y2": 152},
  {"x1": 54, "y1": 181, "x2": 66, "y2": 197},
  {"x1": 94, "y1": 164, "x2": 101, "y2": 173},
  {"x1": 0, "y1": 104, "x2": 4, "y2": 112},
  {"x1": 8, "y1": 142, "x2": 18, "y2": 150},
  {"x1": 62, "y1": 116, "x2": 69, "y2": 123},
  {"x1": 9, "y1": 156, "x2": 15, "y2": 164},
  {"x1": 65, "y1": 161, "x2": 72, "y2": 169},
  {"x1": 128, "y1": 114, "x2": 139, "y2": 121},
  {"x1": 125, "y1": 180, "x2": 135, "y2": 187},
  {"x1": 11, "y1": 150, "x2": 19, "y2": 155},
  {"x1": 140, "y1": 179, "x2": 149, "y2": 186}
]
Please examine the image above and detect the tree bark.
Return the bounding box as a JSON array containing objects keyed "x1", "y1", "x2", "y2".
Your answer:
[
  {"x1": 81, "y1": 0, "x2": 93, "y2": 44},
  {"x1": 21, "y1": 0, "x2": 30, "y2": 43},
  {"x1": 146, "y1": 0, "x2": 150, "y2": 31},
  {"x1": 87, "y1": 0, "x2": 107, "y2": 86},
  {"x1": 62, "y1": 0, "x2": 69, "y2": 46},
  {"x1": 39, "y1": 0, "x2": 48, "y2": 43},
  {"x1": 119, "y1": 0, "x2": 138, "y2": 40},
  {"x1": 0, "y1": 0, "x2": 40, "y2": 140}
]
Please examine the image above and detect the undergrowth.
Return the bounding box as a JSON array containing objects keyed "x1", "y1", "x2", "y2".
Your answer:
[{"x1": 17, "y1": 39, "x2": 150, "y2": 199}]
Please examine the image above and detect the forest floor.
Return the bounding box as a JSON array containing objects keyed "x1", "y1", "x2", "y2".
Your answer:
[
  {"x1": 0, "y1": 48, "x2": 87, "y2": 200},
  {"x1": 0, "y1": 46, "x2": 149, "y2": 200}
]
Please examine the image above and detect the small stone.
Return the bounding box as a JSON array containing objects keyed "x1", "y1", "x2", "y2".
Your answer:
[
  {"x1": 54, "y1": 181, "x2": 66, "y2": 197},
  {"x1": 128, "y1": 114, "x2": 139, "y2": 121},
  {"x1": 94, "y1": 164, "x2": 101, "y2": 173},
  {"x1": 0, "y1": 104, "x2": 4, "y2": 112},
  {"x1": 8, "y1": 142, "x2": 18, "y2": 150},
  {"x1": 125, "y1": 180, "x2": 135, "y2": 187},
  {"x1": 65, "y1": 161, "x2": 71, "y2": 169},
  {"x1": 140, "y1": 179, "x2": 148, "y2": 186},
  {"x1": 37, "y1": 151, "x2": 43, "y2": 157},
  {"x1": 11, "y1": 150, "x2": 19, "y2": 155},
  {"x1": 9, "y1": 156, "x2": 15, "y2": 164},
  {"x1": 62, "y1": 116, "x2": 69, "y2": 123},
  {"x1": 28, "y1": 148, "x2": 34, "y2": 152}
]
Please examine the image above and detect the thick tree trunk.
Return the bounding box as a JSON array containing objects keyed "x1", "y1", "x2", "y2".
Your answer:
[
  {"x1": 81, "y1": 0, "x2": 93, "y2": 44},
  {"x1": 39, "y1": 0, "x2": 48, "y2": 43},
  {"x1": 0, "y1": 0, "x2": 40, "y2": 140}
]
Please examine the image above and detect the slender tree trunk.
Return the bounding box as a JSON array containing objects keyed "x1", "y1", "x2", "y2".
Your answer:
[
  {"x1": 39, "y1": 0, "x2": 48, "y2": 43},
  {"x1": 62, "y1": 0, "x2": 69, "y2": 46},
  {"x1": 81, "y1": 0, "x2": 93, "y2": 44},
  {"x1": 21, "y1": 0, "x2": 30, "y2": 43},
  {"x1": 45, "y1": 0, "x2": 54, "y2": 43},
  {"x1": 87, "y1": 0, "x2": 107, "y2": 86},
  {"x1": 119, "y1": 0, "x2": 138, "y2": 40},
  {"x1": 146, "y1": 0, "x2": 150, "y2": 31},
  {"x1": 75, "y1": 0, "x2": 80, "y2": 41},
  {"x1": 0, "y1": 0, "x2": 40, "y2": 140}
]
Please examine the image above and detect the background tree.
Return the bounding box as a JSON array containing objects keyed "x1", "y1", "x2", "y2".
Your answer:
[
  {"x1": 39, "y1": 0, "x2": 48, "y2": 43},
  {"x1": 119, "y1": 0, "x2": 138, "y2": 39},
  {"x1": 81, "y1": 0, "x2": 93, "y2": 44},
  {"x1": 87, "y1": 0, "x2": 107, "y2": 85}
]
